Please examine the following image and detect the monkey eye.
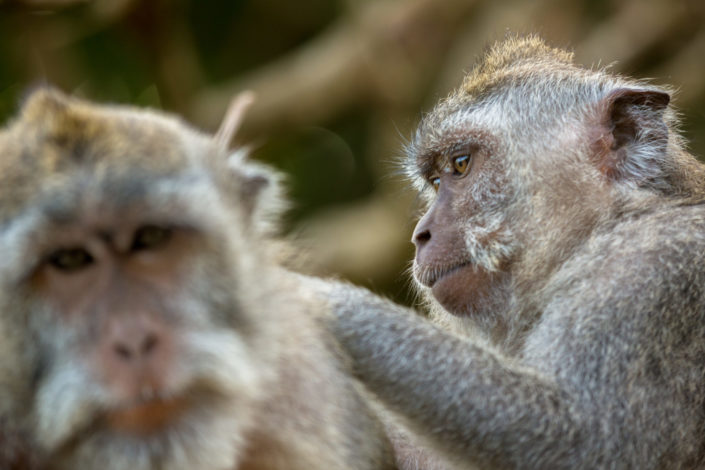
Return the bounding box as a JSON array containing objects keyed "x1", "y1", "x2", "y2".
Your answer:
[
  {"x1": 48, "y1": 248, "x2": 94, "y2": 272},
  {"x1": 131, "y1": 225, "x2": 173, "y2": 251},
  {"x1": 430, "y1": 177, "x2": 440, "y2": 192},
  {"x1": 452, "y1": 154, "x2": 470, "y2": 175}
]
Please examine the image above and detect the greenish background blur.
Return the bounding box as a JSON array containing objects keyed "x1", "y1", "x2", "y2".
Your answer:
[{"x1": 1, "y1": 0, "x2": 704, "y2": 305}]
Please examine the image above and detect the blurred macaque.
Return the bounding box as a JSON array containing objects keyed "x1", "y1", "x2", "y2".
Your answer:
[{"x1": 0, "y1": 89, "x2": 395, "y2": 470}]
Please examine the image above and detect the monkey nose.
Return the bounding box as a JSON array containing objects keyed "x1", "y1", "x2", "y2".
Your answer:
[
  {"x1": 112, "y1": 332, "x2": 160, "y2": 363},
  {"x1": 105, "y1": 315, "x2": 165, "y2": 366},
  {"x1": 412, "y1": 209, "x2": 434, "y2": 249},
  {"x1": 99, "y1": 314, "x2": 174, "y2": 402}
]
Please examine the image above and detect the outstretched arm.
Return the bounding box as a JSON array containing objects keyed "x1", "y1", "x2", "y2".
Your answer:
[{"x1": 322, "y1": 282, "x2": 584, "y2": 469}]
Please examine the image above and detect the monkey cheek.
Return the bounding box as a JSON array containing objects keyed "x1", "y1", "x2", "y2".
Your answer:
[{"x1": 431, "y1": 265, "x2": 497, "y2": 316}]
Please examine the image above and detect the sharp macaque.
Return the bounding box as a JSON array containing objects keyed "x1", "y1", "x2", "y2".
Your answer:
[
  {"x1": 0, "y1": 88, "x2": 395, "y2": 470},
  {"x1": 321, "y1": 36, "x2": 705, "y2": 469}
]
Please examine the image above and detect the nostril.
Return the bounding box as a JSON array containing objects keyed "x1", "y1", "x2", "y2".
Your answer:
[
  {"x1": 414, "y1": 229, "x2": 431, "y2": 246},
  {"x1": 111, "y1": 333, "x2": 160, "y2": 362},
  {"x1": 141, "y1": 334, "x2": 159, "y2": 355},
  {"x1": 114, "y1": 343, "x2": 133, "y2": 361}
]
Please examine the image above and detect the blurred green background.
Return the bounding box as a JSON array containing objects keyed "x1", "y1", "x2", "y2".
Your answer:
[{"x1": 1, "y1": 0, "x2": 704, "y2": 305}]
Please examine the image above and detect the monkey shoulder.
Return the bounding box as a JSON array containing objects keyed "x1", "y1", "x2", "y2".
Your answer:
[
  {"x1": 544, "y1": 202, "x2": 705, "y2": 315},
  {"x1": 519, "y1": 204, "x2": 705, "y2": 462},
  {"x1": 529, "y1": 202, "x2": 705, "y2": 387},
  {"x1": 527, "y1": 202, "x2": 705, "y2": 344}
]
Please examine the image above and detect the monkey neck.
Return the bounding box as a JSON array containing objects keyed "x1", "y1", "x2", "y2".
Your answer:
[
  {"x1": 487, "y1": 189, "x2": 620, "y2": 354},
  {"x1": 505, "y1": 188, "x2": 690, "y2": 355}
]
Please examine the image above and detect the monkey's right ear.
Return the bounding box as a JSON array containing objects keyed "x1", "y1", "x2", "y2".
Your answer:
[
  {"x1": 19, "y1": 86, "x2": 71, "y2": 125},
  {"x1": 592, "y1": 87, "x2": 670, "y2": 184}
]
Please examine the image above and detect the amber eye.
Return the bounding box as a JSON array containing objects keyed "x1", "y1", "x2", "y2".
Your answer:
[
  {"x1": 131, "y1": 225, "x2": 173, "y2": 251},
  {"x1": 453, "y1": 155, "x2": 470, "y2": 175},
  {"x1": 430, "y1": 177, "x2": 440, "y2": 192},
  {"x1": 48, "y1": 248, "x2": 94, "y2": 272}
]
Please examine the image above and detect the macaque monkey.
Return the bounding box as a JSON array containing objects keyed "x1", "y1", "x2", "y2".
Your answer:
[
  {"x1": 320, "y1": 36, "x2": 705, "y2": 469},
  {"x1": 0, "y1": 88, "x2": 395, "y2": 470}
]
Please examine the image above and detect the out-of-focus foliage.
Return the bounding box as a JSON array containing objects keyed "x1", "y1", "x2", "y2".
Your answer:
[{"x1": 1, "y1": 0, "x2": 704, "y2": 305}]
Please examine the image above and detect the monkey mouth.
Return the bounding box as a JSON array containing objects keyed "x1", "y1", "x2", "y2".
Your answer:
[
  {"x1": 49, "y1": 393, "x2": 194, "y2": 456},
  {"x1": 98, "y1": 382, "x2": 233, "y2": 438},
  {"x1": 103, "y1": 394, "x2": 192, "y2": 435},
  {"x1": 414, "y1": 261, "x2": 473, "y2": 287},
  {"x1": 50, "y1": 384, "x2": 235, "y2": 458}
]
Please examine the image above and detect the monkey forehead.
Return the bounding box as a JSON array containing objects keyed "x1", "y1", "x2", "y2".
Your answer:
[
  {"x1": 406, "y1": 100, "x2": 507, "y2": 173},
  {"x1": 0, "y1": 161, "x2": 233, "y2": 240},
  {"x1": 5, "y1": 88, "x2": 216, "y2": 175},
  {"x1": 406, "y1": 69, "x2": 623, "y2": 170},
  {"x1": 417, "y1": 99, "x2": 506, "y2": 145},
  {"x1": 15, "y1": 88, "x2": 211, "y2": 169},
  {"x1": 407, "y1": 36, "x2": 608, "y2": 159},
  {"x1": 37, "y1": 169, "x2": 225, "y2": 225}
]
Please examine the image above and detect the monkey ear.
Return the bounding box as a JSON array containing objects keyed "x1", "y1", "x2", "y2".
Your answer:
[
  {"x1": 214, "y1": 91, "x2": 285, "y2": 234},
  {"x1": 20, "y1": 86, "x2": 71, "y2": 125},
  {"x1": 593, "y1": 87, "x2": 670, "y2": 183},
  {"x1": 227, "y1": 150, "x2": 287, "y2": 235}
]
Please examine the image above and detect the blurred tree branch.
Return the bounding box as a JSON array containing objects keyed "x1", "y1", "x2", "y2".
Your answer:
[{"x1": 189, "y1": 0, "x2": 480, "y2": 138}]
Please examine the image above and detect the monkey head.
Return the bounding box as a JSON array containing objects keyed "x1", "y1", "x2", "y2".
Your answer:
[
  {"x1": 0, "y1": 88, "x2": 284, "y2": 470},
  {"x1": 406, "y1": 36, "x2": 677, "y2": 326}
]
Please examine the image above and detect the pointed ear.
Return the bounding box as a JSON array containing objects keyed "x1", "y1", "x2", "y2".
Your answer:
[
  {"x1": 212, "y1": 91, "x2": 284, "y2": 233},
  {"x1": 19, "y1": 86, "x2": 71, "y2": 127},
  {"x1": 591, "y1": 87, "x2": 670, "y2": 183}
]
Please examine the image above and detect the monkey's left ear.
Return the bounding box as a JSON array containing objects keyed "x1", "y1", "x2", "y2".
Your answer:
[
  {"x1": 227, "y1": 151, "x2": 287, "y2": 235},
  {"x1": 593, "y1": 87, "x2": 670, "y2": 183},
  {"x1": 214, "y1": 91, "x2": 285, "y2": 233}
]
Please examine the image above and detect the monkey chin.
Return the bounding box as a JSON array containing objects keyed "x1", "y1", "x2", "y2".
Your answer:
[
  {"x1": 53, "y1": 389, "x2": 249, "y2": 470},
  {"x1": 430, "y1": 264, "x2": 501, "y2": 317}
]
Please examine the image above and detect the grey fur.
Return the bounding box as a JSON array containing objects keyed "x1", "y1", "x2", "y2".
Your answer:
[{"x1": 322, "y1": 36, "x2": 705, "y2": 469}]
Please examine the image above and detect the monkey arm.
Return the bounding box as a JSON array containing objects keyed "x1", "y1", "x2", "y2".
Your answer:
[
  {"x1": 323, "y1": 282, "x2": 584, "y2": 469},
  {"x1": 318, "y1": 204, "x2": 705, "y2": 470}
]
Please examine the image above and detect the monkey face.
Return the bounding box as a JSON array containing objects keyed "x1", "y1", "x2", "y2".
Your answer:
[
  {"x1": 407, "y1": 108, "x2": 517, "y2": 317},
  {"x1": 0, "y1": 89, "x2": 277, "y2": 470}
]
